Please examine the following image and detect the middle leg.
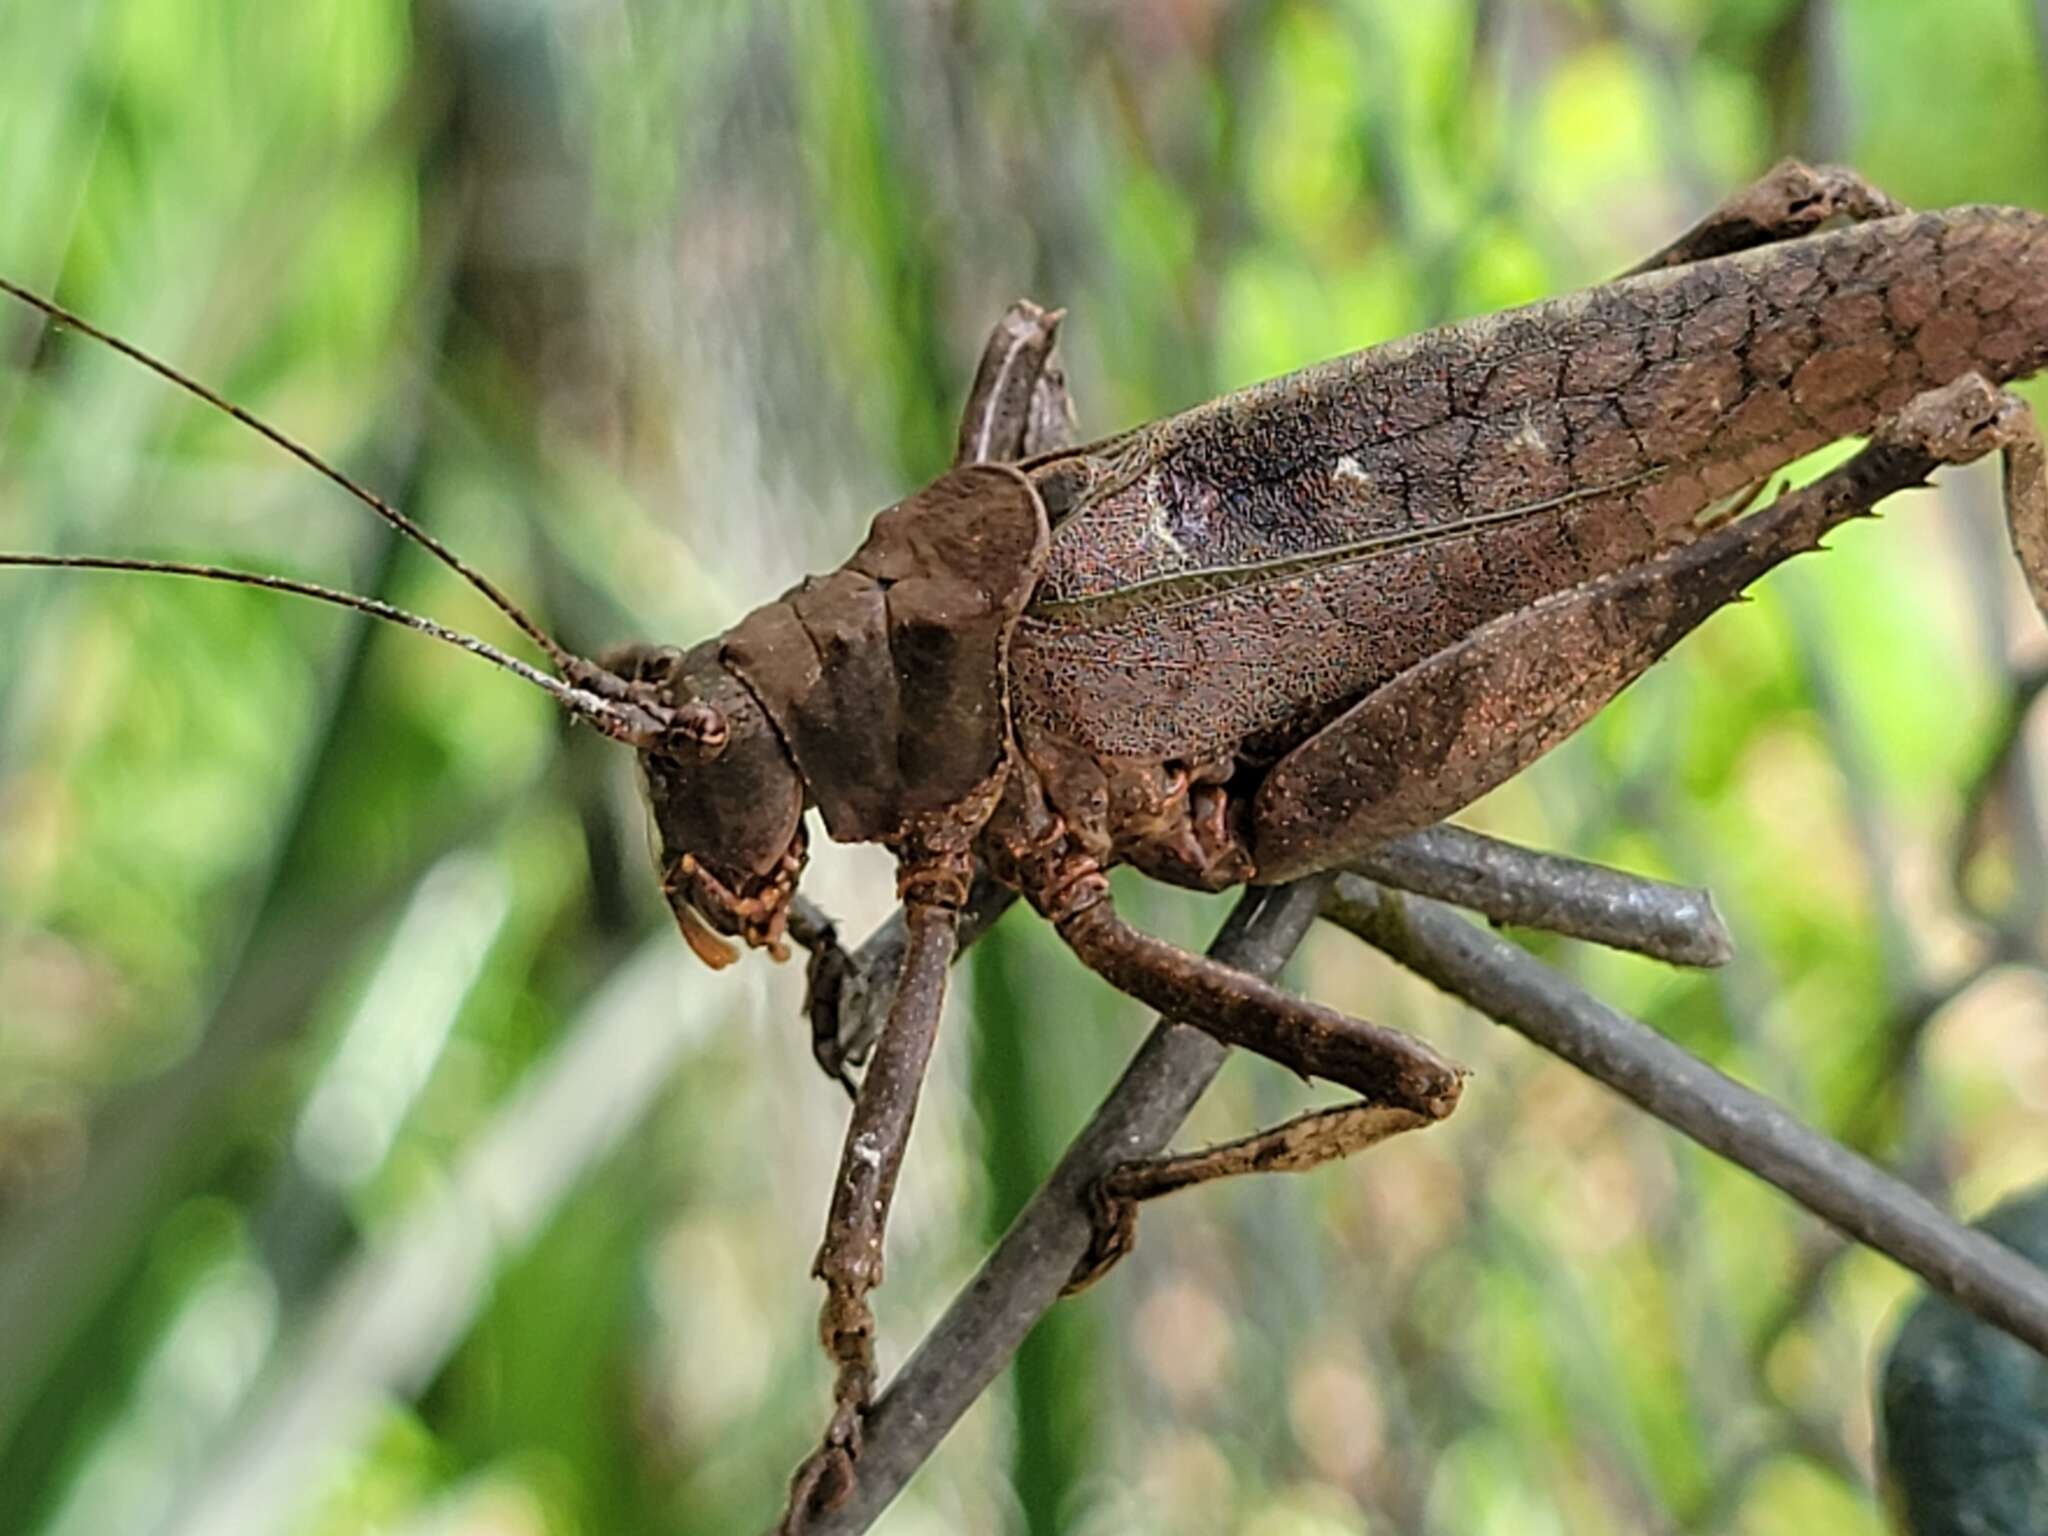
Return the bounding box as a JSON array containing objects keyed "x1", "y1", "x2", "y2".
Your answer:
[
  {"x1": 982, "y1": 763, "x2": 1466, "y2": 1281},
  {"x1": 1056, "y1": 891, "x2": 1464, "y2": 1115},
  {"x1": 1621, "y1": 157, "x2": 1904, "y2": 275},
  {"x1": 1064, "y1": 1097, "x2": 1442, "y2": 1293},
  {"x1": 1026, "y1": 862, "x2": 1465, "y2": 1280}
]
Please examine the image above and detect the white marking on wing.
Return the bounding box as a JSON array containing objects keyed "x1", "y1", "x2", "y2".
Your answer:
[{"x1": 1145, "y1": 467, "x2": 1189, "y2": 554}]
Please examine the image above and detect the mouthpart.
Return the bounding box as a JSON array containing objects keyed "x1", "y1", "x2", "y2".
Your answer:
[{"x1": 662, "y1": 833, "x2": 808, "y2": 967}]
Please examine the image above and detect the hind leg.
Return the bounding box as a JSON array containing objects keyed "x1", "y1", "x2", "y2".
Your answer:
[
  {"x1": 1622, "y1": 158, "x2": 1904, "y2": 275},
  {"x1": 1994, "y1": 389, "x2": 2048, "y2": 622},
  {"x1": 1252, "y1": 375, "x2": 2046, "y2": 882}
]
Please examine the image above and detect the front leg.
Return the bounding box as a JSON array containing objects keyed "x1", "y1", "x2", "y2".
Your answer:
[{"x1": 778, "y1": 883, "x2": 961, "y2": 1533}]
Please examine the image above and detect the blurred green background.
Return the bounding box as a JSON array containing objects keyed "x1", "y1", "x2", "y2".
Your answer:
[{"x1": 4, "y1": 1, "x2": 2048, "y2": 1532}]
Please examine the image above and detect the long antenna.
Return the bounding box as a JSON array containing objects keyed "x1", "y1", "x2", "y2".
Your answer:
[
  {"x1": 0, "y1": 552, "x2": 671, "y2": 747},
  {"x1": 0, "y1": 275, "x2": 576, "y2": 673}
]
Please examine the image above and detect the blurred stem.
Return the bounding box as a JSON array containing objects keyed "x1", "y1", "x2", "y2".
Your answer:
[
  {"x1": 1592, "y1": 0, "x2": 1714, "y2": 207},
  {"x1": 151, "y1": 939, "x2": 731, "y2": 1536},
  {"x1": 968, "y1": 921, "x2": 1093, "y2": 1536},
  {"x1": 0, "y1": 450, "x2": 454, "y2": 1505},
  {"x1": 0, "y1": 22, "x2": 509, "y2": 1502},
  {"x1": 795, "y1": 4, "x2": 954, "y2": 479},
  {"x1": 1780, "y1": 588, "x2": 1926, "y2": 1010}
]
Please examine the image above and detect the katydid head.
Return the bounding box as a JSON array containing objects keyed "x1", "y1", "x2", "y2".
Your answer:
[
  {"x1": 0, "y1": 276, "x2": 809, "y2": 974},
  {"x1": 597, "y1": 640, "x2": 808, "y2": 968}
]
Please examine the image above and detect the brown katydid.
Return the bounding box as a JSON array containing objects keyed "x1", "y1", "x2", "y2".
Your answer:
[{"x1": 9, "y1": 159, "x2": 2048, "y2": 1532}]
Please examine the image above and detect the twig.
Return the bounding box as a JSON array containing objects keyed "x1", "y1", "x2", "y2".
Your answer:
[
  {"x1": 789, "y1": 841, "x2": 1762, "y2": 1529},
  {"x1": 823, "y1": 828, "x2": 1729, "y2": 1069},
  {"x1": 1952, "y1": 662, "x2": 2048, "y2": 913},
  {"x1": 1348, "y1": 824, "x2": 1733, "y2": 967},
  {"x1": 1325, "y1": 877, "x2": 2048, "y2": 1357},
  {"x1": 804, "y1": 878, "x2": 1328, "y2": 1535},
  {"x1": 152, "y1": 938, "x2": 730, "y2": 1536}
]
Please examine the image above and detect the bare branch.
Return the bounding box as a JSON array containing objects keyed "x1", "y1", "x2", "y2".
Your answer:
[
  {"x1": 819, "y1": 828, "x2": 1729, "y2": 1072},
  {"x1": 791, "y1": 850, "x2": 2048, "y2": 1531},
  {"x1": 1349, "y1": 824, "x2": 1733, "y2": 967},
  {"x1": 1324, "y1": 876, "x2": 2048, "y2": 1357},
  {"x1": 804, "y1": 878, "x2": 1328, "y2": 1535},
  {"x1": 784, "y1": 841, "x2": 1761, "y2": 1528}
]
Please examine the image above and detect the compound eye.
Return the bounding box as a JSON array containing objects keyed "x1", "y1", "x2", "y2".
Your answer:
[{"x1": 637, "y1": 646, "x2": 686, "y2": 685}]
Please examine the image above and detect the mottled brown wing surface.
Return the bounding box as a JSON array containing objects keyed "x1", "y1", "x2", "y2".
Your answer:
[
  {"x1": 1009, "y1": 207, "x2": 2048, "y2": 769},
  {"x1": 1249, "y1": 490, "x2": 1840, "y2": 880},
  {"x1": 722, "y1": 463, "x2": 1049, "y2": 845}
]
